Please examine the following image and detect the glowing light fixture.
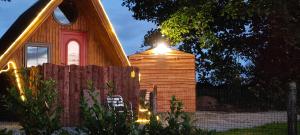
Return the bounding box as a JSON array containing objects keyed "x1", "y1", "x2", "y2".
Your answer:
[
  {"x1": 138, "y1": 73, "x2": 141, "y2": 82},
  {"x1": 156, "y1": 116, "x2": 160, "y2": 121},
  {"x1": 0, "y1": 61, "x2": 26, "y2": 101},
  {"x1": 152, "y1": 42, "x2": 171, "y2": 55},
  {"x1": 130, "y1": 70, "x2": 136, "y2": 78},
  {"x1": 136, "y1": 119, "x2": 150, "y2": 123},
  {"x1": 139, "y1": 108, "x2": 149, "y2": 113}
]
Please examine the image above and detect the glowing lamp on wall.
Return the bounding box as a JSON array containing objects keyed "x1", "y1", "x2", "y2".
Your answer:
[
  {"x1": 130, "y1": 70, "x2": 136, "y2": 78},
  {"x1": 152, "y1": 42, "x2": 171, "y2": 55}
]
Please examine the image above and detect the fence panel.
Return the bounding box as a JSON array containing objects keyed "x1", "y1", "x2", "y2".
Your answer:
[{"x1": 30, "y1": 64, "x2": 140, "y2": 126}]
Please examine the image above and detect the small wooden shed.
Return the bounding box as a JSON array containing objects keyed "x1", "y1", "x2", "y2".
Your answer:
[{"x1": 129, "y1": 48, "x2": 196, "y2": 112}]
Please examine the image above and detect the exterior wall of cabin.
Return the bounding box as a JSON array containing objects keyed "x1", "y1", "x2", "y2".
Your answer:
[
  {"x1": 9, "y1": 3, "x2": 120, "y2": 68},
  {"x1": 129, "y1": 50, "x2": 196, "y2": 112}
]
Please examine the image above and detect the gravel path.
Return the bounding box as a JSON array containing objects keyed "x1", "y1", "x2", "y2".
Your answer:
[
  {"x1": 1, "y1": 111, "x2": 300, "y2": 133},
  {"x1": 0, "y1": 122, "x2": 22, "y2": 130},
  {"x1": 193, "y1": 111, "x2": 300, "y2": 131}
]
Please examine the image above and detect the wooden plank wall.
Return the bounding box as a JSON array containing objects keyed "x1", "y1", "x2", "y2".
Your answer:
[
  {"x1": 30, "y1": 63, "x2": 140, "y2": 126},
  {"x1": 129, "y1": 50, "x2": 196, "y2": 112}
]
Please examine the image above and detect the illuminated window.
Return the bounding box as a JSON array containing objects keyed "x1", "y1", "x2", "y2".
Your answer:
[
  {"x1": 26, "y1": 44, "x2": 49, "y2": 67},
  {"x1": 67, "y1": 40, "x2": 80, "y2": 65}
]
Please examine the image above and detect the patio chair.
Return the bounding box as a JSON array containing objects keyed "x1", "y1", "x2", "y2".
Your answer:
[{"x1": 106, "y1": 95, "x2": 133, "y2": 119}]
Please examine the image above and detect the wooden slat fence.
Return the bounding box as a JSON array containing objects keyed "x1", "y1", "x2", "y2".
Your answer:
[{"x1": 29, "y1": 63, "x2": 140, "y2": 126}]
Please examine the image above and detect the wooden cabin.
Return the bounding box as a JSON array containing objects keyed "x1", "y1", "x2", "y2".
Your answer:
[
  {"x1": 0, "y1": 0, "x2": 141, "y2": 126},
  {"x1": 129, "y1": 47, "x2": 196, "y2": 112},
  {"x1": 0, "y1": 0, "x2": 130, "y2": 69}
]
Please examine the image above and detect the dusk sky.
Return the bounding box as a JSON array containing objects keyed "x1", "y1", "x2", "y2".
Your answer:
[{"x1": 0, "y1": 0, "x2": 156, "y2": 55}]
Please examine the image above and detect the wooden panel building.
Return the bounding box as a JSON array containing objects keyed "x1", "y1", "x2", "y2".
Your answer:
[
  {"x1": 129, "y1": 49, "x2": 196, "y2": 112},
  {"x1": 0, "y1": 0, "x2": 139, "y2": 125},
  {"x1": 0, "y1": 0, "x2": 130, "y2": 69}
]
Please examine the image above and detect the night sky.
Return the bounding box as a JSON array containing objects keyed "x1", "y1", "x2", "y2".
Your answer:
[{"x1": 0, "y1": 0, "x2": 155, "y2": 55}]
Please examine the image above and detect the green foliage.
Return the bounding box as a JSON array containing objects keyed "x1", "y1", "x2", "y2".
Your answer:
[
  {"x1": 0, "y1": 129, "x2": 12, "y2": 135},
  {"x1": 161, "y1": 7, "x2": 219, "y2": 47},
  {"x1": 80, "y1": 81, "x2": 138, "y2": 135},
  {"x1": 123, "y1": 0, "x2": 300, "y2": 110},
  {"x1": 142, "y1": 96, "x2": 215, "y2": 135},
  {"x1": 123, "y1": 0, "x2": 252, "y2": 86},
  {"x1": 104, "y1": 81, "x2": 117, "y2": 96},
  {"x1": 3, "y1": 72, "x2": 62, "y2": 135}
]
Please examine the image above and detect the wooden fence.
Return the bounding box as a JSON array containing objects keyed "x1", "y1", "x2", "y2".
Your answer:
[{"x1": 29, "y1": 63, "x2": 140, "y2": 126}]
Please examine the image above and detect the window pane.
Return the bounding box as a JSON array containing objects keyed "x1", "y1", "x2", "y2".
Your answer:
[
  {"x1": 27, "y1": 46, "x2": 38, "y2": 67},
  {"x1": 26, "y1": 46, "x2": 49, "y2": 67},
  {"x1": 67, "y1": 41, "x2": 80, "y2": 65},
  {"x1": 53, "y1": 7, "x2": 71, "y2": 25},
  {"x1": 53, "y1": 2, "x2": 78, "y2": 26},
  {"x1": 37, "y1": 47, "x2": 48, "y2": 65}
]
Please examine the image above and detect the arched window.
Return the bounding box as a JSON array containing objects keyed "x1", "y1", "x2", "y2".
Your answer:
[{"x1": 67, "y1": 40, "x2": 80, "y2": 65}]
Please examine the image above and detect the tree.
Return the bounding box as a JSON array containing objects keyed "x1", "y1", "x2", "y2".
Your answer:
[
  {"x1": 122, "y1": 0, "x2": 299, "y2": 96},
  {"x1": 123, "y1": 0, "x2": 299, "y2": 134},
  {"x1": 251, "y1": 1, "x2": 299, "y2": 133},
  {"x1": 123, "y1": 0, "x2": 255, "y2": 86}
]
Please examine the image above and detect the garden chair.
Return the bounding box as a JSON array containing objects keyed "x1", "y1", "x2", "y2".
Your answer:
[{"x1": 106, "y1": 95, "x2": 133, "y2": 119}]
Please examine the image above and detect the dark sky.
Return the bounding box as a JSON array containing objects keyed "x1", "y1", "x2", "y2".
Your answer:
[{"x1": 0, "y1": 0, "x2": 155, "y2": 55}]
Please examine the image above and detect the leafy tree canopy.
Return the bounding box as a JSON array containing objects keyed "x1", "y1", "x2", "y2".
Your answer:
[{"x1": 122, "y1": 0, "x2": 300, "y2": 86}]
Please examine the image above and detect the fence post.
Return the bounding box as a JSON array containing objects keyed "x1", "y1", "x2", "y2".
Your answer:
[
  {"x1": 151, "y1": 85, "x2": 157, "y2": 114},
  {"x1": 288, "y1": 81, "x2": 297, "y2": 135}
]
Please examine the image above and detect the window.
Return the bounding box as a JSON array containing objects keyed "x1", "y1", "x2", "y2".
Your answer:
[
  {"x1": 67, "y1": 40, "x2": 80, "y2": 65},
  {"x1": 53, "y1": 2, "x2": 78, "y2": 25},
  {"x1": 26, "y1": 45, "x2": 49, "y2": 67}
]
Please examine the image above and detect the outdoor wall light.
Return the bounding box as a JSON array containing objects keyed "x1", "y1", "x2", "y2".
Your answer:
[
  {"x1": 153, "y1": 42, "x2": 171, "y2": 55},
  {"x1": 130, "y1": 70, "x2": 136, "y2": 78}
]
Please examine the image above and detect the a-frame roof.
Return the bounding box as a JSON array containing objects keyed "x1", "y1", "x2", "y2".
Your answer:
[{"x1": 0, "y1": 0, "x2": 130, "y2": 68}]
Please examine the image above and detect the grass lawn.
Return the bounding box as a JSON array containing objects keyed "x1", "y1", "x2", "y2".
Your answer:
[{"x1": 216, "y1": 122, "x2": 300, "y2": 135}]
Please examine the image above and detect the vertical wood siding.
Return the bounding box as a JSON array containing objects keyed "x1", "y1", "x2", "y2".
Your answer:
[{"x1": 10, "y1": 3, "x2": 120, "y2": 67}]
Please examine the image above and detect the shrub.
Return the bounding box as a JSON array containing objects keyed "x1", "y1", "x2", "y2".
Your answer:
[
  {"x1": 142, "y1": 96, "x2": 216, "y2": 135},
  {"x1": 3, "y1": 71, "x2": 62, "y2": 135},
  {"x1": 80, "y1": 81, "x2": 138, "y2": 135},
  {"x1": 0, "y1": 129, "x2": 12, "y2": 135}
]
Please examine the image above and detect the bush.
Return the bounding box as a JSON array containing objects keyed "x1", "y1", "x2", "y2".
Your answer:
[
  {"x1": 3, "y1": 72, "x2": 62, "y2": 135},
  {"x1": 142, "y1": 96, "x2": 216, "y2": 135},
  {"x1": 0, "y1": 129, "x2": 12, "y2": 135},
  {"x1": 80, "y1": 81, "x2": 138, "y2": 135}
]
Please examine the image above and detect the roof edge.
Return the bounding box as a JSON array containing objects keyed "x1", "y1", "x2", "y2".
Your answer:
[
  {"x1": 128, "y1": 48, "x2": 195, "y2": 57},
  {"x1": 0, "y1": 0, "x2": 62, "y2": 68},
  {"x1": 94, "y1": 0, "x2": 131, "y2": 66}
]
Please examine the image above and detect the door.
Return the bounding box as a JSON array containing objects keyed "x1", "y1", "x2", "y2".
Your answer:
[{"x1": 60, "y1": 30, "x2": 87, "y2": 66}]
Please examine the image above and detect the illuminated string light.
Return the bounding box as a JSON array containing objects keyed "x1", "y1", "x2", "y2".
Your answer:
[
  {"x1": 139, "y1": 108, "x2": 149, "y2": 113},
  {"x1": 98, "y1": 1, "x2": 131, "y2": 66},
  {"x1": 137, "y1": 106, "x2": 151, "y2": 124},
  {"x1": 0, "y1": 61, "x2": 25, "y2": 101},
  {"x1": 136, "y1": 119, "x2": 150, "y2": 123}
]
